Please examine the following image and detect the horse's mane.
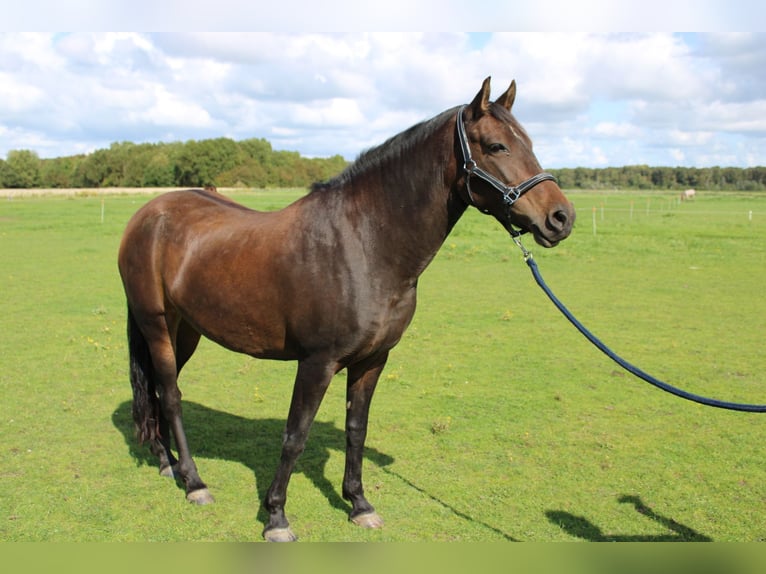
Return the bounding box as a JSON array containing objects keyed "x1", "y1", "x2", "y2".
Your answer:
[{"x1": 310, "y1": 107, "x2": 458, "y2": 193}]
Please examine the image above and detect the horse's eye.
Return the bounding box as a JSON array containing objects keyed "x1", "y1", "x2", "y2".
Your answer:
[{"x1": 488, "y1": 143, "x2": 509, "y2": 154}]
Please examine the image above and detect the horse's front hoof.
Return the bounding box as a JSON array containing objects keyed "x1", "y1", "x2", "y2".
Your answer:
[
  {"x1": 350, "y1": 511, "x2": 384, "y2": 529},
  {"x1": 186, "y1": 488, "x2": 215, "y2": 505},
  {"x1": 263, "y1": 527, "x2": 297, "y2": 542}
]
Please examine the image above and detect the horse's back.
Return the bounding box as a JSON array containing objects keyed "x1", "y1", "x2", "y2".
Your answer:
[{"x1": 124, "y1": 188, "x2": 256, "y2": 232}]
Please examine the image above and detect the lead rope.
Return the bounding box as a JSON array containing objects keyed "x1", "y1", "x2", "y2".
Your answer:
[{"x1": 512, "y1": 235, "x2": 766, "y2": 413}]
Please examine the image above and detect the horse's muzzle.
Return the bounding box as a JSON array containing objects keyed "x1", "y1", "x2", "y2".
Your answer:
[{"x1": 531, "y1": 203, "x2": 575, "y2": 247}]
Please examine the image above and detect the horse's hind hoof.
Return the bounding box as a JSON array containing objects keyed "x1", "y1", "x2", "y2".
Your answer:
[
  {"x1": 350, "y1": 511, "x2": 384, "y2": 529},
  {"x1": 263, "y1": 527, "x2": 297, "y2": 542},
  {"x1": 159, "y1": 464, "x2": 176, "y2": 478},
  {"x1": 186, "y1": 488, "x2": 215, "y2": 505}
]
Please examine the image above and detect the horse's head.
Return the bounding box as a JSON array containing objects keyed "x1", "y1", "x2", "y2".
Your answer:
[{"x1": 456, "y1": 77, "x2": 575, "y2": 247}]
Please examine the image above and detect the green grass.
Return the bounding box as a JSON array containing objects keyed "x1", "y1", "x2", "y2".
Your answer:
[{"x1": 1, "y1": 188, "x2": 765, "y2": 541}]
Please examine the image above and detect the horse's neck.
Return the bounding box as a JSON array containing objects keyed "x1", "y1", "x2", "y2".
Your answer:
[
  {"x1": 346, "y1": 145, "x2": 465, "y2": 280},
  {"x1": 297, "y1": 114, "x2": 467, "y2": 282}
]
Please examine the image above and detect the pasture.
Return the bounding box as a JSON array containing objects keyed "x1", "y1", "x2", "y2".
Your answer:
[{"x1": 1, "y1": 188, "x2": 765, "y2": 541}]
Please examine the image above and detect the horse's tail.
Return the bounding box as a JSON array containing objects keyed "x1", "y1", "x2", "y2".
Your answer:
[{"x1": 127, "y1": 307, "x2": 161, "y2": 444}]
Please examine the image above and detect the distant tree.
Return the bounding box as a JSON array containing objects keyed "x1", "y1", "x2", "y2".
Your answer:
[
  {"x1": 174, "y1": 138, "x2": 243, "y2": 187},
  {"x1": 651, "y1": 167, "x2": 672, "y2": 188},
  {"x1": 748, "y1": 167, "x2": 766, "y2": 188},
  {"x1": 0, "y1": 158, "x2": 8, "y2": 187},
  {"x1": 573, "y1": 167, "x2": 591, "y2": 188},
  {"x1": 73, "y1": 148, "x2": 111, "y2": 187},
  {"x1": 40, "y1": 156, "x2": 81, "y2": 188},
  {"x1": 4, "y1": 150, "x2": 42, "y2": 188},
  {"x1": 266, "y1": 150, "x2": 304, "y2": 187},
  {"x1": 217, "y1": 160, "x2": 268, "y2": 188},
  {"x1": 551, "y1": 168, "x2": 572, "y2": 189},
  {"x1": 239, "y1": 138, "x2": 273, "y2": 163},
  {"x1": 142, "y1": 149, "x2": 176, "y2": 187},
  {"x1": 309, "y1": 154, "x2": 348, "y2": 183}
]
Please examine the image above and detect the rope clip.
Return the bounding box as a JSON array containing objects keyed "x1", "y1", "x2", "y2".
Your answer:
[{"x1": 511, "y1": 232, "x2": 533, "y2": 262}]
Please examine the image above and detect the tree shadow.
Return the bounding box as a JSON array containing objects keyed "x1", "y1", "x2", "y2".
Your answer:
[
  {"x1": 546, "y1": 495, "x2": 713, "y2": 541},
  {"x1": 111, "y1": 400, "x2": 394, "y2": 529}
]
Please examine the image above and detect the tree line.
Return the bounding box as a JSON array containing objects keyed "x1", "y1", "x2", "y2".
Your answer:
[
  {"x1": 1, "y1": 137, "x2": 765, "y2": 191},
  {"x1": 0, "y1": 138, "x2": 348, "y2": 190},
  {"x1": 550, "y1": 165, "x2": 766, "y2": 191}
]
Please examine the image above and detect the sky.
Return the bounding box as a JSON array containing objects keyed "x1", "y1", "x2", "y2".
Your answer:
[{"x1": 2, "y1": 7, "x2": 766, "y2": 169}]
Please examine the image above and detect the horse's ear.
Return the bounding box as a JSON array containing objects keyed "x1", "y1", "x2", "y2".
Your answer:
[
  {"x1": 495, "y1": 80, "x2": 516, "y2": 111},
  {"x1": 468, "y1": 76, "x2": 492, "y2": 118}
]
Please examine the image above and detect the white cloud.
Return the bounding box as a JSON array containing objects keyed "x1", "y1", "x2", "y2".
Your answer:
[
  {"x1": 128, "y1": 86, "x2": 215, "y2": 128},
  {"x1": 5, "y1": 0, "x2": 766, "y2": 32},
  {"x1": 0, "y1": 32, "x2": 765, "y2": 168},
  {"x1": 593, "y1": 122, "x2": 643, "y2": 139},
  {"x1": 665, "y1": 130, "x2": 715, "y2": 147},
  {"x1": 0, "y1": 73, "x2": 46, "y2": 113},
  {"x1": 701, "y1": 100, "x2": 766, "y2": 134},
  {"x1": 291, "y1": 98, "x2": 365, "y2": 128}
]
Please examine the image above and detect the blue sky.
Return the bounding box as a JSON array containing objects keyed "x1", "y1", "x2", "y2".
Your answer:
[{"x1": 1, "y1": 29, "x2": 765, "y2": 169}]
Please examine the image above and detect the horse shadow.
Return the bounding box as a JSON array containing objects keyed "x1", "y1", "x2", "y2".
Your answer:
[
  {"x1": 112, "y1": 400, "x2": 520, "y2": 540},
  {"x1": 113, "y1": 402, "x2": 710, "y2": 541},
  {"x1": 546, "y1": 495, "x2": 713, "y2": 541},
  {"x1": 111, "y1": 400, "x2": 395, "y2": 528}
]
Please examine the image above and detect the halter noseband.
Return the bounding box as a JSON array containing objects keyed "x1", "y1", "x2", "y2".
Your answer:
[{"x1": 456, "y1": 105, "x2": 557, "y2": 235}]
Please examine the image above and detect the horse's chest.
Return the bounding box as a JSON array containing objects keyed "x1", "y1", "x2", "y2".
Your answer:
[{"x1": 353, "y1": 287, "x2": 417, "y2": 355}]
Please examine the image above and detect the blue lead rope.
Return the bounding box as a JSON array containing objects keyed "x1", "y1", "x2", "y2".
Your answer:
[{"x1": 516, "y1": 242, "x2": 766, "y2": 413}]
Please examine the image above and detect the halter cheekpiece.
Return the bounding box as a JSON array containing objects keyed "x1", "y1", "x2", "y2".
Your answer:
[{"x1": 456, "y1": 105, "x2": 557, "y2": 235}]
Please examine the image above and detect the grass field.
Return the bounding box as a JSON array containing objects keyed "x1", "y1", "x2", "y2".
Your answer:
[{"x1": 1, "y1": 188, "x2": 765, "y2": 542}]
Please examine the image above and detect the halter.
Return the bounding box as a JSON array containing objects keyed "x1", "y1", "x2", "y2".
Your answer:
[{"x1": 456, "y1": 105, "x2": 557, "y2": 236}]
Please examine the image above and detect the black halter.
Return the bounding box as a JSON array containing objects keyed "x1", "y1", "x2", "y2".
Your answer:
[{"x1": 456, "y1": 105, "x2": 557, "y2": 235}]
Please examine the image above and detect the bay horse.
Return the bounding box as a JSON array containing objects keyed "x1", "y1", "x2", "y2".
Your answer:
[{"x1": 118, "y1": 77, "x2": 575, "y2": 541}]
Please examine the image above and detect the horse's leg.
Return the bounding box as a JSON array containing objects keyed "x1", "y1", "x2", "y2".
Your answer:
[
  {"x1": 144, "y1": 315, "x2": 213, "y2": 505},
  {"x1": 128, "y1": 307, "x2": 177, "y2": 479},
  {"x1": 343, "y1": 355, "x2": 387, "y2": 529},
  {"x1": 153, "y1": 320, "x2": 202, "y2": 479},
  {"x1": 150, "y1": 415, "x2": 176, "y2": 478},
  {"x1": 263, "y1": 357, "x2": 336, "y2": 542}
]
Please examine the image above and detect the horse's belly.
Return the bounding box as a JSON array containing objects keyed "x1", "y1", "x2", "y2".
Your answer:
[
  {"x1": 182, "y1": 303, "x2": 296, "y2": 359},
  {"x1": 167, "y1": 265, "x2": 295, "y2": 359}
]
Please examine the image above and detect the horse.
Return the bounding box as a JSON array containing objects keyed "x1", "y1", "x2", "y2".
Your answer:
[{"x1": 117, "y1": 77, "x2": 575, "y2": 542}]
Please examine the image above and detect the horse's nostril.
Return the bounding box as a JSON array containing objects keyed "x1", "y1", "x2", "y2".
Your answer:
[{"x1": 551, "y1": 209, "x2": 569, "y2": 229}]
